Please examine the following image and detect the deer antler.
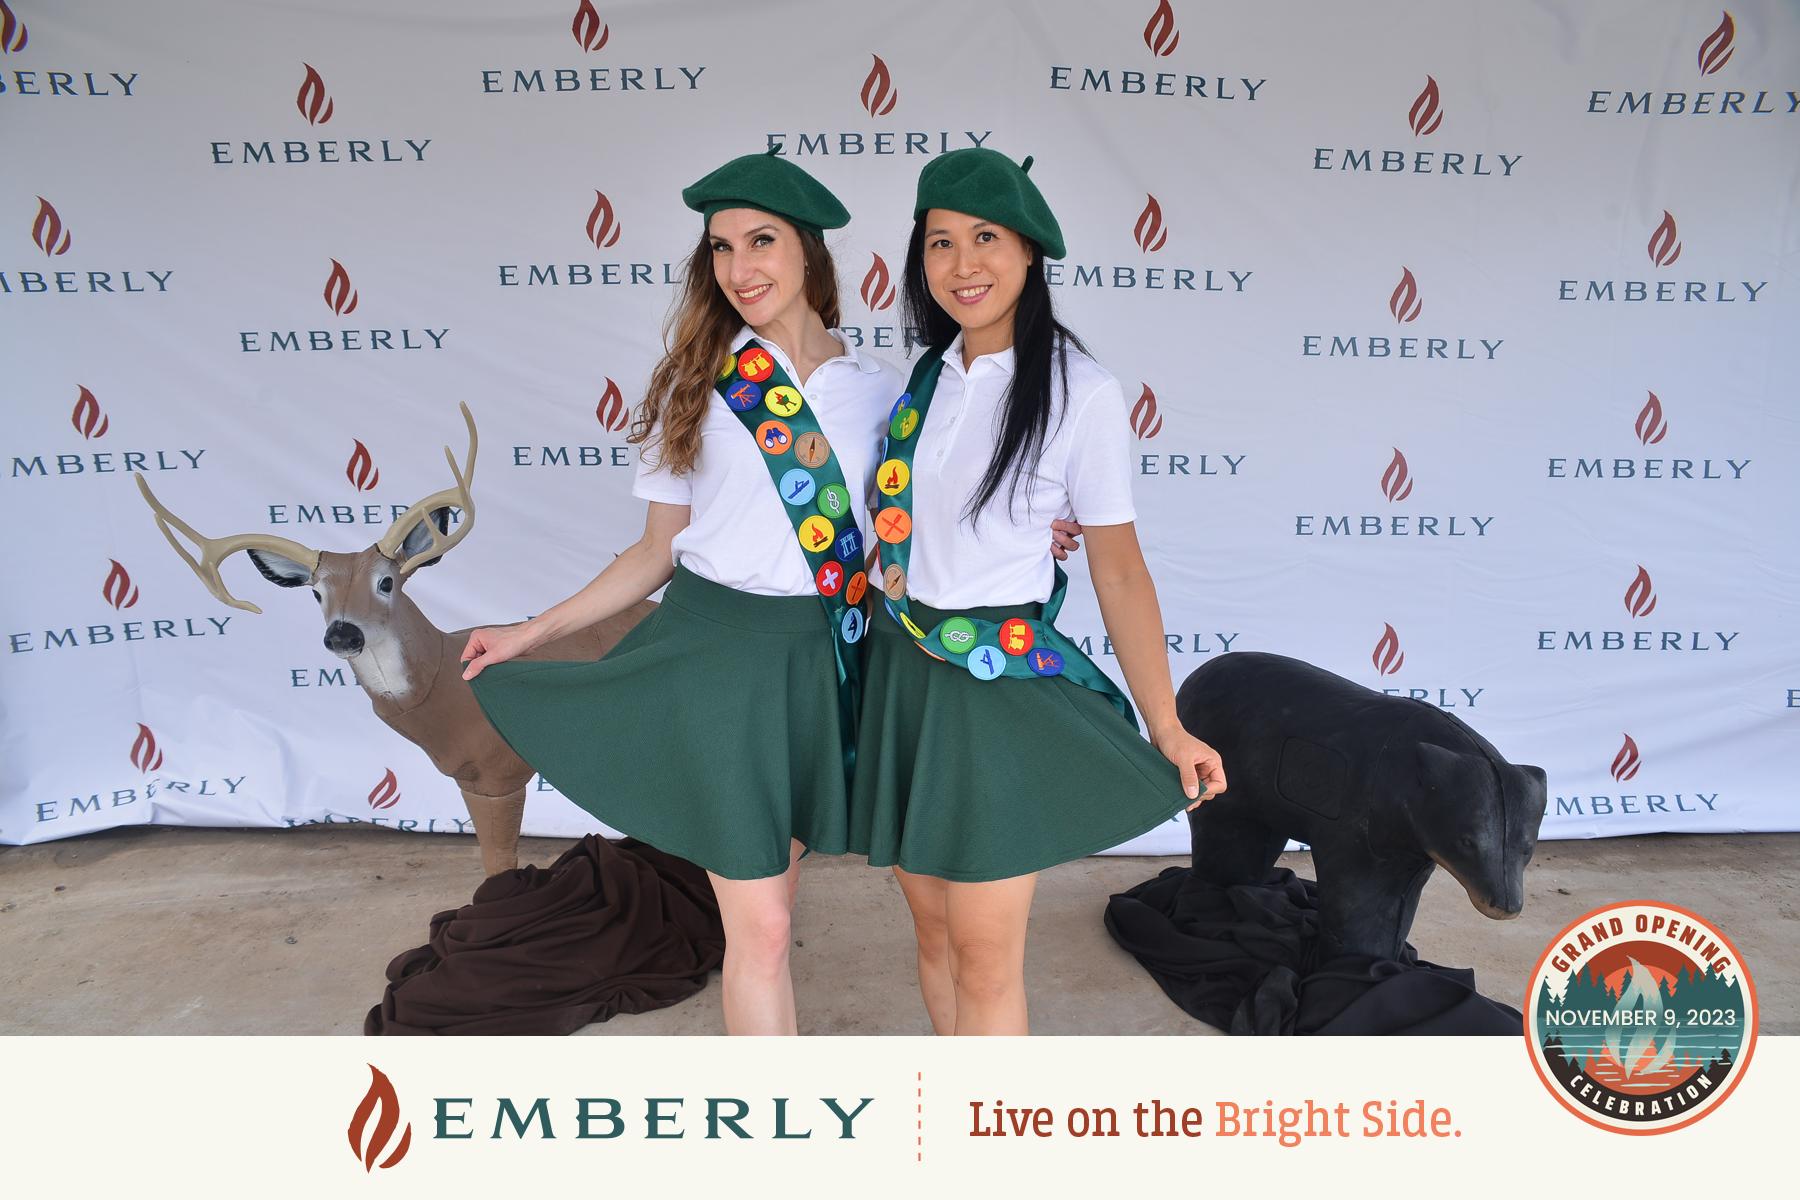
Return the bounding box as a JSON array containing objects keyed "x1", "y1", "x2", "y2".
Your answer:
[
  {"x1": 133, "y1": 474, "x2": 322, "y2": 615},
  {"x1": 376, "y1": 401, "x2": 478, "y2": 576}
]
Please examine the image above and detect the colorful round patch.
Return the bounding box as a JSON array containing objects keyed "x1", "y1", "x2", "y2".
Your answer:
[
  {"x1": 890, "y1": 407, "x2": 920, "y2": 441},
  {"x1": 874, "y1": 507, "x2": 913, "y2": 544},
  {"x1": 938, "y1": 617, "x2": 978, "y2": 654},
  {"x1": 998, "y1": 618, "x2": 1035, "y2": 656},
  {"x1": 798, "y1": 515, "x2": 835, "y2": 554},
  {"x1": 755, "y1": 420, "x2": 792, "y2": 455},
  {"x1": 764, "y1": 385, "x2": 803, "y2": 418},
  {"x1": 899, "y1": 611, "x2": 927, "y2": 640},
  {"x1": 882, "y1": 563, "x2": 907, "y2": 601},
  {"x1": 815, "y1": 484, "x2": 852, "y2": 522},
  {"x1": 876, "y1": 459, "x2": 911, "y2": 497},
  {"x1": 815, "y1": 560, "x2": 845, "y2": 598},
  {"x1": 840, "y1": 606, "x2": 865, "y2": 644},
  {"x1": 737, "y1": 347, "x2": 774, "y2": 383},
  {"x1": 724, "y1": 379, "x2": 763, "y2": 412},
  {"x1": 1524, "y1": 900, "x2": 1757, "y2": 1135},
  {"x1": 778, "y1": 469, "x2": 817, "y2": 506},
  {"x1": 833, "y1": 527, "x2": 863, "y2": 563},
  {"x1": 966, "y1": 644, "x2": 1006, "y2": 680},
  {"x1": 794, "y1": 431, "x2": 831, "y2": 469},
  {"x1": 717, "y1": 353, "x2": 738, "y2": 382},
  {"x1": 845, "y1": 571, "x2": 867, "y2": 606},
  {"x1": 890, "y1": 393, "x2": 912, "y2": 421},
  {"x1": 1027, "y1": 648, "x2": 1065, "y2": 677}
]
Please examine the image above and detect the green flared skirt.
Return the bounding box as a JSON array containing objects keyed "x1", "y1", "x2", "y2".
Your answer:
[
  {"x1": 467, "y1": 566, "x2": 849, "y2": 880},
  {"x1": 848, "y1": 597, "x2": 1191, "y2": 882}
]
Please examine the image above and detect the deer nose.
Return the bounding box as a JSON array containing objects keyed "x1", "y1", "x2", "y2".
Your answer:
[{"x1": 323, "y1": 620, "x2": 364, "y2": 657}]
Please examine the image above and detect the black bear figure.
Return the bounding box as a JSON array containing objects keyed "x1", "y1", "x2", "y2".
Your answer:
[{"x1": 1178, "y1": 651, "x2": 1548, "y2": 960}]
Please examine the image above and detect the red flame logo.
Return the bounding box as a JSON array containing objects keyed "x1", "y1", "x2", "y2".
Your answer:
[
  {"x1": 71, "y1": 385, "x2": 109, "y2": 439},
  {"x1": 103, "y1": 560, "x2": 140, "y2": 610},
  {"x1": 32, "y1": 196, "x2": 71, "y2": 256},
  {"x1": 296, "y1": 63, "x2": 334, "y2": 125},
  {"x1": 860, "y1": 253, "x2": 896, "y2": 310},
  {"x1": 1408, "y1": 76, "x2": 1444, "y2": 136},
  {"x1": 596, "y1": 377, "x2": 629, "y2": 432},
  {"x1": 1388, "y1": 267, "x2": 1421, "y2": 323},
  {"x1": 571, "y1": 0, "x2": 609, "y2": 52},
  {"x1": 1647, "y1": 211, "x2": 1682, "y2": 267},
  {"x1": 1698, "y1": 11, "x2": 1735, "y2": 76},
  {"x1": 346, "y1": 440, "x2": 380, "y2": 492},
  {"x1": 1133, "y1": 194, "x2": 1169, "y2": 253},
  {"x1": 1610, "y1": 733, "x2": 1642, "y2": 783},
  {"x1": 1131, "y1": 384, "x2": 1164, "y2": 439},
  {"x1": 1623, "y1": 565, "x2": 1658, "y2": 618},
  {"x1": 586, "y1": 190, "x2": 621, "y2": 249},
  {"x1": 860, "y1": 54, "x2": 898, "y2": 117},
  {"x1": 1635, "y1": 391, "x2": 1669, "y2": 445},
  {"x1": 1, "y1": 0, "x2": 25, "y2": 53},
  {"x1": 348, "y1": 1064, "x2": 412, "y2": 1172},
  {"x1": 1372, "y1": 623, "x2": 1405, "y2": 676},
  {"x1": 367, "y1": 768, "x2": 399, "y2": 811},
  {"x1": 323, "y1": 258, "x2": 359, "y2": 315},
  {"x1": 1143, "y1": 0, "x2": 1180, "y2": 57},
  {"x1": 131, "y1": 723, "x2": 164, "y2": 773},
  {"x1": 1380, "y1": 448, "x2": 1414, "y2": 502}
]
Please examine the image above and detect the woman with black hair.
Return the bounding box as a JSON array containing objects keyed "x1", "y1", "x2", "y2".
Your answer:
[{"x1": 849, "y1": 148, "x2": 1228, "y2": 1035}]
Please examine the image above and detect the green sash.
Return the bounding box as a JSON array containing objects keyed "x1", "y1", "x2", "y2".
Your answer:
[
  {"x1": 714, "y1": 339, "x2": 870, "y2": 782},
  {"x1": 873, "y1": 346, "x2": 1139, "y2": 730}
]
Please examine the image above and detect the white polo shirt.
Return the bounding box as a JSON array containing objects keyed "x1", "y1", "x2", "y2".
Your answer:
[
  {"x1": 633, "y1": 326, "x2": 904, "y2": 597},
  {"x1": 899, "y1": 333, "x2": 1137, "y2": 609}
]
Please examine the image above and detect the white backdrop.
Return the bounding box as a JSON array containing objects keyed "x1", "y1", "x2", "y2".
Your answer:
[{"x1": 3, "y1": 0, "x2": 1796, "y2": 855}]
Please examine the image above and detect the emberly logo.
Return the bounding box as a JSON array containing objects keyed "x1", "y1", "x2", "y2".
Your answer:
[
  {"x1": 264, "y1": 437, "x2": 470, "y2": 526},
  {"x1": 499, "y1": 189, "x2": 682, "y2": 288},
  {"x1": 1370, "y1": 623, "x2": 1484, "y2": 710},
  {"x1": 1294, "y1": 448, "x2": 1493, "y2": 538},
  {"x1": 1314, "y1": 76, "x2": 1522, "y2": 178},
  {"x1": 1131, "y1": 383, "x2": 1246, "y2": 480},
  {"x1": 239, "y1": 258, "x2": 448, "y2": 353},
  {"x1": 210, "y1": 63, "x2": 432, "y2": 166},
  {"x1": 1550, "y1": 734, "x2": 1721, "y2": 819},
  {"x1": 31, "y1": 722, "x2": 248, "y2": 825},
  {"x1": 1050, "y1": 0, "x2": 1265, "y2": 103},
  {"x1": 1545, "y1": 389, "x2": 1749, "y2": 483},
  {"x1": 1304, "y1": 266, "x2": 1502, "y2": 360},
  {"x1": 9, "y1": 384, "x2": 206, "y2": 482},
  {"x1": 2, "y1": 196, "x2": 173, "y2": 296},
  {"x1": 512, "y1": 375, "x2": 637, "y2": 469},
  {"x1": 0, "y1": 0, "x2": 141, "y2": 99},
  {"x1": 839, "y1": 252, "x2": 924, "y2": 351},
  {"x1": 768, "y1": 53, "x2": 989, "y2": 156},
  {"x1": 1536, "y1": 562, "x2": 1739, "y2": 655},
  {"x1": 1048, "y1": 192, "x2": 1250, "y2": 294},
  {"x1": 348, "y1": 1065, "x2": 412, "y2": 1172},
  {"x1": 9, "y1": 545, "x2": 234, "y2": 658},
  {"x1": 1587, "y1": 10, "x2": 1795, "y2": 118},
  {"x1": 481, "y1": 2, "x2": 704, "y2": 95},
  {"x1": 1558, "y1": 210, "x2": 1767, "y2": 305}
]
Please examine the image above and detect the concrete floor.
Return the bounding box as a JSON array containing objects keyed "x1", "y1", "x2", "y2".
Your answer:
[{"x1": 0, "y1": 825, "x2": 1794, "y2": 1035}]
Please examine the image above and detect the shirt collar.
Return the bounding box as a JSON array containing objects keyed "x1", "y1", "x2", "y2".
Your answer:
[
  {"x1": 943, "y1": 330, "x2": 1016, "y2": 380},
  {"x1": 732, "y1": 325, "x2": 880, "y2": 376}
]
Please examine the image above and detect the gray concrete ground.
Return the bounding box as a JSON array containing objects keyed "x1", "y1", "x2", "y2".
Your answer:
[{"x1": 0, "y1": 825, "x2": 1793, "y2": 1035}]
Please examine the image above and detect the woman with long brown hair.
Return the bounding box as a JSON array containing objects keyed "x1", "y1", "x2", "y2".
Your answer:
[{"x1": 459, "y1": 152, "x2": 903, "y2": 1034}]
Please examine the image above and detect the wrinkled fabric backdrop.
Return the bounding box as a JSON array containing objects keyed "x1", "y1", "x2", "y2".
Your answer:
[{"x1": 3, "y1": 1, "x2": 1795, "y2": 852}]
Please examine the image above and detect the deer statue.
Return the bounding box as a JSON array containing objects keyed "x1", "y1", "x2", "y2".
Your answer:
[{"x1": 131, "y1": 402, "x2": 656, "y2": 876}]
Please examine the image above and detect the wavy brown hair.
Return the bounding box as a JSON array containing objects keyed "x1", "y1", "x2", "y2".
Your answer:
[{"x1": 630, "y1": 223, "x2": 844, "y2": 476}]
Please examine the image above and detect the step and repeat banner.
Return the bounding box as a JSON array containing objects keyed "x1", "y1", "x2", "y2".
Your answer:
[{"x1": 2, "y1": 1, "x2": 1795, "y2": 852}]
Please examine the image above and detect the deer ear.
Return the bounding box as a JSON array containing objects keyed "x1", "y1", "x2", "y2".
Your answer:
[
  {"x1": 244, "y1": 547, "x2": 313, "y2": 588},
  {"x1": 397, "y1": 507, "x2": 454, "y2": 569}
]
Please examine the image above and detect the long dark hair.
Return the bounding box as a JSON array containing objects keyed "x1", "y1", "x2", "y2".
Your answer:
[{"x1": 901, "y1": 214, "x2": 1088, "y2": 523}]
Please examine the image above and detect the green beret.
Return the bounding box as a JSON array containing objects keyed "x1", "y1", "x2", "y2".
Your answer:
[
  {"x1": 914, "y1": 147, "x2": 1065, "y2": 260},
  {"x1": 681, "y1": 151, "x2": 850, "y2": 238}
]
